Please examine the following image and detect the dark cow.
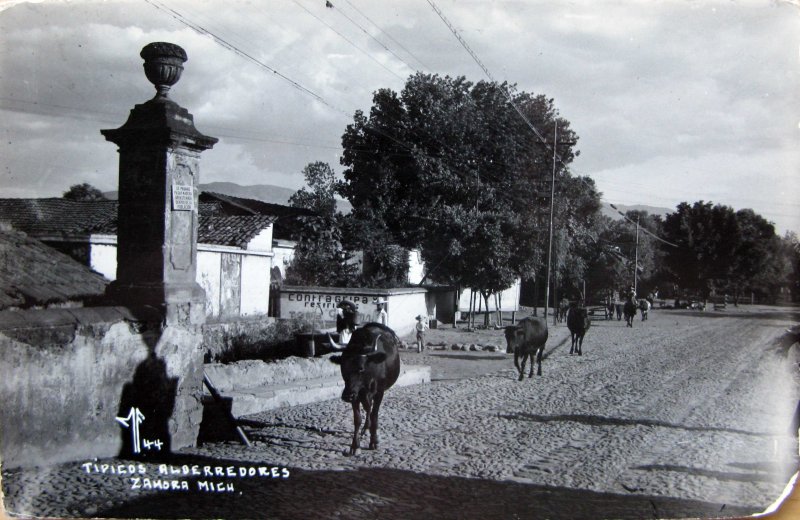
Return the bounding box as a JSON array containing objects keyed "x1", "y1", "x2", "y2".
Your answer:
[
  {"x1": 557, "y1": 298, "x2": 570, "y2": 323},
  {"x1": 328, "y1": 323, "x2": 400, "y2": 456},
  {"x1": 505, "y1": 317, "x2": 548, "y2": 381},
  {"x1": 623, "y1": 297, "x2": 637, "y2": 327},
  {"x1": 567, "y1": 305, "x2": 591, "y2": 356},
  {"x1": 639, "y1": 299, "x2": 651, "y2": 321}
]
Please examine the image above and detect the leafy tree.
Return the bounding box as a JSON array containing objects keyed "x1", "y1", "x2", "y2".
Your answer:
[
  {"x1": 660, "y1": 201, "x2": 788, "y2": 303},
  {"x1": 339, "y1": 73, "x2": 582, "y2": 308},
  {"x1": 552, "y1": 175, "x2": 603, "y2": 302},
  {"x1": 284, "y1": 214, "x2": 358, "y2": 287},
  {"x1": 783, "y1": 232, "x2": 800, "y2": 303},
  {"x1": 729, "y1": 209, "x2": 788, "y2": 304},
  {"x1": 288, "y1": 162, "x2": 337, "y2": 216},
  {"x1": 661, "y1": 201, "x2": 740, "y2": 299},
  {"x1": 285, "y1": 162, "x2": 359, "y2": 287},
  {"x1": 63, "y1": 183, "x2": 106, "y2": 201}
]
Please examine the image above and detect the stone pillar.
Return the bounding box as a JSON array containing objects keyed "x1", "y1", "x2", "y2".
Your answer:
[
  {"x1": 101, "y1": 42, "x2": 217, "y2": 455},
  {"x1": 102, "y1": 42, "x2": 217, "y2": 325}
]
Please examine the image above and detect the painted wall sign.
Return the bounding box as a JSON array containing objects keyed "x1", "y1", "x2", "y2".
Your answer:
[
  {"x1": 280, "y1": 291, "x2": 386, "y2": 325},
  {"x1": 171, "y1": 184, "x2": 195, "y2": 211}
]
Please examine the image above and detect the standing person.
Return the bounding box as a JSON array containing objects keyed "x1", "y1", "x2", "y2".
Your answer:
[
  {"x1": 376, "y1": 299, "x2": 388, "y2": 326},
  {"x1": 415, "y1": 315, "x2": 428, "y2": 353}
]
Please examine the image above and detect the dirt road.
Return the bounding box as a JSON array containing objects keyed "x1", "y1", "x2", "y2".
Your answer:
[{"x1": 3, "y1": 305, "x2": 799, "y2": 519}]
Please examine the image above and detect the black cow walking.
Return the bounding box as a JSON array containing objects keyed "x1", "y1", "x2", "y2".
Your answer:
[
  {"x1": 328, "y1": 323, "x2": 400, "y2": 456},
  {"x1": 567, "y1": 305, "x2": 591, "y2": 356},
  {"x1": 623, "y1": 297, "x2": 637, "y2": 327},
  {"x1": 505, "y1": 317, "x2": 548, "y2": 381}
]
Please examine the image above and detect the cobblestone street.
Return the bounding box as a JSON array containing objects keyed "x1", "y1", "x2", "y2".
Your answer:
[{"x1": 3, "y1": 306, "x2": 799, "y2": 519}]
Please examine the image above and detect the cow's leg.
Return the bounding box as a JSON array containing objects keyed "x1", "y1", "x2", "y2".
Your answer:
[
  {"x1": 529, "y1": 352, "x2": 535, "y2": 378},
  {"x1": 518, "y1": 354, "x2": 526, "y2": 381},
  {"x1": 367, "y1": 391, "x2": 384, "y2": 450},
  {"x1": 347, "y1": 401, "x2": 361, "y2": 456},
  {"x1": 359, "y1": 394, "x2": 372, "y2": 439},
  {"x1": 570, "y1": 333, "x2": 575, "y2": 355},
  {"x1": 577, "y1": 335, "x2": 583, "y2": 356},
  {"x1": 536, "y1": 347, "x2": 543, "y2": 376}
]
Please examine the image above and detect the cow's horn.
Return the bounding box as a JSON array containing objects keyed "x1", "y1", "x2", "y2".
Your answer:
[
  {"x1": 372, "y1": 335, "x2": 381, "y2": 352},
  {"x1": 326, "y1": 333, "x2": 346, "y2": 351}
]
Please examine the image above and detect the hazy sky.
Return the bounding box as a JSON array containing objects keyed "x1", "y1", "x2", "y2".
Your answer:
[{"x1": 1, "y1": 0, "x2": 798, "y2": 233}]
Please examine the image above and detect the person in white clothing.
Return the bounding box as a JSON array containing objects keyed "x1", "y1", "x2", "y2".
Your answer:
[
  {"x1": 376, "y1": 299, "x2": 388, "y2": 326},
  {"x1": 415, "y1": 314, "x2": 428, "y2": 353}
]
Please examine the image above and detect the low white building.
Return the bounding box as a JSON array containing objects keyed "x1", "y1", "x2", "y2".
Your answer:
[{"x1": 0, "y1": 198, "x2": 278, "y2": 320}]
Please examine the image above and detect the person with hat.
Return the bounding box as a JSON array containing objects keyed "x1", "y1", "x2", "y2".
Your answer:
[
  {"x1": 415, "y1": 314, "x2": 428, "y2": 353},
  {"x1": 336, "y1": 300, "x2": 357, "y2": 344},
  {"x1": 376, "y1": 299, "x2": 388, "y2": 326}
]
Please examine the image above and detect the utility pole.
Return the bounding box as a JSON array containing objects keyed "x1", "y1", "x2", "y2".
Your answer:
[
  {"x1": 633, "y1": 215, "x2": 640, "y2": 295},
  {"x1": 544, "y1": 121, "x2": 558, "y2": 322}
]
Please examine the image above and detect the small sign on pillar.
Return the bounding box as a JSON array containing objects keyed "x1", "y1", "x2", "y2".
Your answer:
[{"x1": 172, "y1": 184, "x2": 195, "y2": 211}]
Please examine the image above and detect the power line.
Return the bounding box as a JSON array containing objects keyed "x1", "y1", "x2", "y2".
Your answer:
[
  {"x1": 425, "y1": 0, "x2": 683, "y2": 250},
  {"x1": 341, "y1": 0, "x2": 431, "y2": 71},
  {"x1": 290, "y1": 0, "x2": 406, "y2": 81},
  {"x1": 425, "y1": 0, "x2": 551, "y2": 147},
  {"x1": 608, "y1": 204, "x2": 679, "y2": 248},
  {"x1": 325, "y1": 1, "x2": 418, "y2": 73},
  {"x1": 143, "y1": 0, "x2": 335, "y2": 109}
]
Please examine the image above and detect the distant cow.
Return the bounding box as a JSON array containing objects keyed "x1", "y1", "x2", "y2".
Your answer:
[
  {"x1": 505, "y1": 317, "x2": 548, "y2": 381},
  {"x1": 328, "y1": 323, "x2": 401, "y2": 456},
  {"x1": 639, "y1": 299, "x2": 651, "y2": 321},
  {"x1": 623, "y1": 298, "x2": 637, "y2": 327},
  {"x1": 567, "y1": 305, "x2": 591, "y2": 356}
]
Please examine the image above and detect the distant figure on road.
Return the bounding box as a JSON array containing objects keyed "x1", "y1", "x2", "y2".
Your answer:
[{"x1": 415, "y1": 315, "x2": 427, "y2": 353}]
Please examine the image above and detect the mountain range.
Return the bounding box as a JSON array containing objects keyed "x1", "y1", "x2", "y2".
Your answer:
[{"x1": 106, "y1": 182, "x2": 671, "y2": 219}]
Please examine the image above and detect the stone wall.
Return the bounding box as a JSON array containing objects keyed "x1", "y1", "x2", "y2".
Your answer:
[
  {"x1": 0, "y1": 306, "x2": 204, "y2": 470},
  {"x1": 201, "y1": 316, "x2": 292, "y2": 363}
]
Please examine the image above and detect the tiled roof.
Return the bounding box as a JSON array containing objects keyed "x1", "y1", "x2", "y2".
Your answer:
[
  {"x1": 0, "y1": 198, "x2": 117, "y2": 236},
  {"x1": 197, "y1": 215, "x2": 277, "y2": 248},
  {"x1": 0, "y1": 198, "x2": 276, "y2": 248},
  {"x1": 200, "y1": 192, "x2": 316, "y2": 218},
  {"x1": 199, "y1": 192, "x2": 313, "y2": 241},
  {"x1": 0, "y1": 227, "x2": 108, "y2": 310}
]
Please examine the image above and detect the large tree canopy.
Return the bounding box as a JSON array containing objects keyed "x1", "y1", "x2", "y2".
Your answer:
[
  {"x1": 660, "y1": 201, "x2": 789, "y2": 302},
  {"x1": 338, "y1": 73, "x2": 584, "y2": 298}
]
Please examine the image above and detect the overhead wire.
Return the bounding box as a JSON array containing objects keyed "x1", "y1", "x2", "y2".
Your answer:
[
  {"x1": 341, "y1": 0, "x2": 431, "y2": 71},
  {"x1": 143, "y1": 0, "x2": 335, "y2": 109},
  {"x1": 289, "y1": 0, "x2": 406, "y2": 81},
  {"x1": 324, "y1": 1, "x2": 418, "y2": 73},
  {"x1": 138, "y1": 0, "x2": 552, "y2": 204}
]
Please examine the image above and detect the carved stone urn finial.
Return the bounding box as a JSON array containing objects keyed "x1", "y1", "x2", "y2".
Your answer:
[{"x1": 140, "y1": 42, "x2": 188, "y2": 100}]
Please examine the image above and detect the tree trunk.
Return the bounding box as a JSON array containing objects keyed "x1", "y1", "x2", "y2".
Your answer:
[
  {"x1": 482, "y1": 291, "x2": 491, "y2": 328},
  {"x1": 468, "y1": 288, "x2": 476, "y2": 329}
]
